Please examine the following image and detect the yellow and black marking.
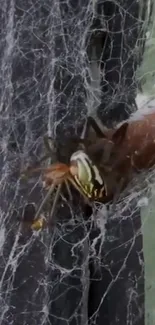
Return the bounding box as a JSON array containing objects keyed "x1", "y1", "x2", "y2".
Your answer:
[
  {"x1": 30, "y1": 216, "x2": 46, "y2": 230},
  {"x1": 70, "y1": 150, "x2": 105, "y2": 201},
  {"x1": 74, "y1": 175, "x2": 105, "y2": 200}
]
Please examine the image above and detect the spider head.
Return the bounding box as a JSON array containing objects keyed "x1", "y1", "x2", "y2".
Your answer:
[{"x1": 42, "y1": 163, "x2": 70, "y2": 188}]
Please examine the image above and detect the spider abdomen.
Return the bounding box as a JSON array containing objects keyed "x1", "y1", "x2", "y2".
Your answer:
[{"x1": 70, "y1": 150, "x2": 105, "y2": 200}]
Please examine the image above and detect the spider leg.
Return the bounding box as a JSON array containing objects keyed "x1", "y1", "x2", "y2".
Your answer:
[
  {"x1": 21, "y1": 164, "x2": 51, "y2": 178},
  {"x1": 21, "y1": 165, "x2": 57, "y2": 177},
  {"x1": 43, "y1": 135, "x2": 58, "y2": 163},
  {"x1": 49, "y1": 180, "x2": 77, "y2": 224},
  {"x1": 65, "y1": 180, "x2": 73, "y2": 201},
  {"x1": 34, "y1": 183, "x2": 56, "y2": 220},
  {"x1": 23, "y1": 137, "x2": 56, "y2": 174},
  {"x1": 85, "y1": 116, "x2": 106, "y2": 139},
  {"x1": 80, "y1": 118, "x2": 88, "y2": 140},
  {"x1": 49, "y1": 183, "x2": 62, "y2": 223},
  {"x1": 31, "y1": 154, "x2": 51, "y2": 168},
  {"x1": 43, "y1": 136, "x2": 56, "y2": 154}
]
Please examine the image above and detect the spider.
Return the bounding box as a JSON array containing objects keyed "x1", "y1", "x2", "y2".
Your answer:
[{"x1": 21, "y1": 117, "x2": 112, "y2": 230}]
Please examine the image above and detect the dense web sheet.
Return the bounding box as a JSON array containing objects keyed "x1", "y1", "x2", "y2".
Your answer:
[{"x1": 0, "y1": 1, "x2": 153, "y2": 325}]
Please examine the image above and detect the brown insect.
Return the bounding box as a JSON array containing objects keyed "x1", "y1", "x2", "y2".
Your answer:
[
  {"x1": 101, "y1": 111, "x2": 155, "y2": 171},
  {"x1": 87, "y1": 110, "x2": 155, "y2": 202}
]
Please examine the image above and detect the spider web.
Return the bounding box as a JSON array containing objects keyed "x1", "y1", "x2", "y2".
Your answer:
[{"x1": 0, "y1": 0, "x2": 153, "y2": 325}]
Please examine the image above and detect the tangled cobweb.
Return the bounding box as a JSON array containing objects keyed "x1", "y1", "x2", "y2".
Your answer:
[{"x1": 0, "y1": 0, "x2": 153, "y2": 324}]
